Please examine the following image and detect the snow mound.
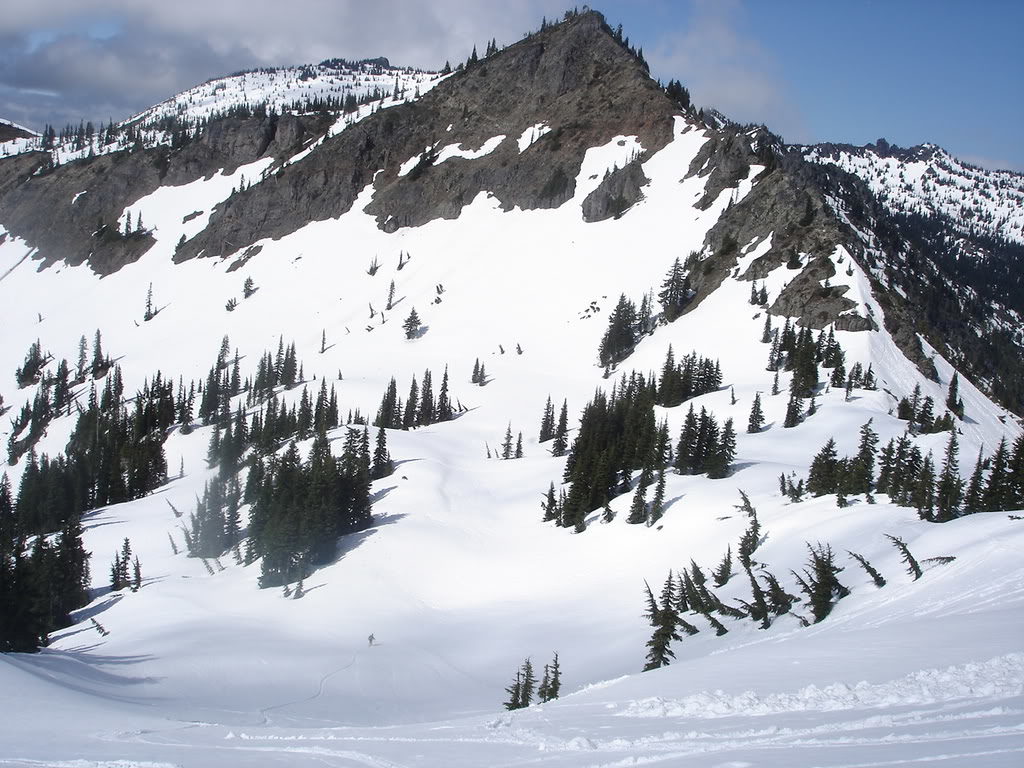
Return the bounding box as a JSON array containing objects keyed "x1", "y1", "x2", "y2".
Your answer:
[{"x1": 621, "y1": 654, "x2": 1024, "y2": 718}]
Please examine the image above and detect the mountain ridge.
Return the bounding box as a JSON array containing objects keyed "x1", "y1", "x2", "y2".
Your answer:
[{"x1": 1, "y1": 9, "x2": 1023, "y2": 765}]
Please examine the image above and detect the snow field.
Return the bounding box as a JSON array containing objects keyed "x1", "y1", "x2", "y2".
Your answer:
[{"x1": 1, "y1": 110, "x2": 1023, "y2": 766}]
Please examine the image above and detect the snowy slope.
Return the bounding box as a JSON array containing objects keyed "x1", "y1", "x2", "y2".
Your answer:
[
  {"x1": 806, "y1": 142, "x2": 1024, "y2": 246},
  {"x1": 1, "y1": 100, "x2": 1023, "y2": 768}
]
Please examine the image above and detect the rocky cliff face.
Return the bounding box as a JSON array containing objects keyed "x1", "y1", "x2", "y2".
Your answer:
[
  {"x1": 0, "y1": 113, "x2": 329, "y2": 274},
  {"x1": 176, "y1": 11, "x2": 677, "y2": 258}
]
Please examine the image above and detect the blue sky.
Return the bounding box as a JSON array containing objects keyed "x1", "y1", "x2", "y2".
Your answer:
[{"x1": 1, "y1": 1, "x2": 1021, "y2": 171}]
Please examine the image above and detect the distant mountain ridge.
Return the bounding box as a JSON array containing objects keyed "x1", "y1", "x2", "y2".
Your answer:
[
  {"x1": 805, "y1": 139, "x2": 1024, "y2": 246},
  {"x1": 0, "y1": 118, "x2": 36, "y2": 143}
]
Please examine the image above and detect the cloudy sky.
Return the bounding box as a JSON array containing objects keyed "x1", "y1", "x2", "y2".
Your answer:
[{"x1": 1, "y1": 0, "x2": 1021, "y2": 171}]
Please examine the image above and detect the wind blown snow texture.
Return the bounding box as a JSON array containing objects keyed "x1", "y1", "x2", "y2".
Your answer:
[{"x1": 1, "y1": 108, "x2": 1022, "y2": 767}]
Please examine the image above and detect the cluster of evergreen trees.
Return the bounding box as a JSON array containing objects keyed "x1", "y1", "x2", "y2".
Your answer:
[
  {"x1": 14, "y1": 340, "x2": 52, "y2": 388},
  {"x1": 765, "y1": 319, "x2": 828, "y2": 399},
  {"x1": 554, "y1": 372, "x2": 667, "y2": 531},
  {"x1": 503, "y1": 653, "x2": 561, "y2": 710},
  {"x1": 596, "y1": 256, "x2": 705, "y2": 370},
  {"x1": 194, "y1": 343, "x2": 390, "y2": 590},
  {"x1": 598, "y1": 293, "x2": 656, "y2": 368},
  {"x1": 0, "y1": 475, "x2": 91, "y2": 652},
  {"x1": 8, "y1": 331, "x2": 111, "y2": 464},
  {"x1": 896, "y1": 382, "x2": 957, "y2": 434},
  {"x1": 206, "y1": 375, "x2": 346, "y2": 475},
  {"x1": 543, "y1": 351, "x2": 733, "y2": 532},
  {"x1": 14, "y1": 368, "x2": 170, "y2": 537},
  {"x1": 642, "y1": 495, "x2": 794, "y2": 669},
  {"x1": 760, "y1": 317, "x2": 880, "y2": 429},
  {"x1": 537, "y1": 396, "x2": 569, "y2": 456},
  {"x1": 470, "y1": 358, "x2": 487, "y2": 385},
  {"x1": 655, "y1": 346, "x2": 722, "y2": 407},
  {"x1": 1, "y1": 324, "x2": 386, "y2": 648},
  {"x1": 659, "y1": 256, "x2": 693, "y2": 322},
  {"x1": 640, "y1": 493, "x2": 942, "y2": 671},
  {"x1": 109, "y1": 537, "x2": 142, "y2": 592},
  {"x1": 673, "y1": 405, "x2": 736, "y2": 479},
  {"x1": 244, "y1": 427, "x2": 374, "y2": 588},
  {"x1": 374, "y1": 367, "x2": 456, "y2": 430},
  {"x1": 802, "y1": 423, "x2": 1024, "y2": 521}
]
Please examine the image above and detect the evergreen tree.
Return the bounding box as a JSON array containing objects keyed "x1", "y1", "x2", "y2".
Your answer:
[
  {"x1": 551, "y1": 400, "x2": 569, "y2": 457},
  {"x1": 626, "y1": 474, "x2": 648, "y2": 524},
  {"x1": 886, "y1": 534, "x2": 922, "y2": 580},
  {"x1": 503, "y1": 669, "x2": 522, "y2": 710},
  {"x1": 982, "y1": 437, "x2": 1011, "y2": 511},
  {"x1": 403, "y1": 307, "x2": 421, "y2": 339},
  {"x1": 792, "y1": 543, "x2": 849, "y2": 624},
  {"x1": 914, "y1": 452, "x2": 937, "y2": 520},
  {"x1": 402, "y1": 376, "x2": 419, "y2": 429},
  {"x1": 598, "y1": 294, "x2": 638, "y2": 367},
  {"x1": 807, "y1": 438, "x2": 840, "y2": 496},
  {"x1": 658, "y1": 257, "x2": 689, "y2": 321},
  {"x1": 706, "y1": 418, "x2": 735, "y2": 479},
  {"x1": 934, "y1": 431, "x2": 963, "y2": 522},
  {"x1": 747, "y1": 392, "x2": 765, "y2": 433},
  {"x1": 489, "y1": 423, "x2": 508, "y2": 461},
  {"x1": 643, "y1": 575, "x2": 681, "y2": 670},
  {"x1": 647, "y1": 469, "x2": 666, "y2": 526},
  {"x1": 539, "y1": 396, "x2": 555, "y2": 442},
  {"x1": 962, "y1": 447, "x2": 986, "y2": 514},
  {"x1": 542, "y1": 482, "x2": 558, "y2": 523},
  {"x1": 783, "y1": 392, "x2": 801, "y2": 428},
  {"x1": 845, "y1": 420, "x2": 879, "y2": 496},
  {"x1": 545, "y1": 652, "x2": 561, "y2": 701},
  {"x1": 762, "y1": 571, "x2": 797, "y2": 617},
  {"x1": 520, "y1": 658, "x2": 536, "y2": 707},
  {"x1": 1008, "y1": 434, "x2": 1024, "y2": 509},
  {"x1": 736, "y1": 492, "x2": 762, "y2": 570},
  {"x1": 847, "y1": 550, "x2": 886, "y2": 588},
  {"x1": 436, "y1": 366, "x2": 453, "y2": 422},
  {"x1": 946, "y1": 373, "x2": 964, "y2": 418},
  {"x1": 712, "y1": 545, "x2": 733, "y2": 587},
  {"x1": 371, "y1": 425, "x2": 393, "y2": 480},
  {"x1": 418, "y1": 369, "x2": 434, "y2": 427},
  {"x1": 537, "y1": 664, "x2": 550, "y2": 704}
]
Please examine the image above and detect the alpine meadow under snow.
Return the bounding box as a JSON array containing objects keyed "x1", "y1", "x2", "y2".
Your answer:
[{"x1": 0, "y1": 9, "x2": 1023, "y2": 767}]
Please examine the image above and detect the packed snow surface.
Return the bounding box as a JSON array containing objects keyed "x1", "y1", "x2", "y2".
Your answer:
[{"x1": 1, "y1": 114, "x2": 1022, "y2": 766}]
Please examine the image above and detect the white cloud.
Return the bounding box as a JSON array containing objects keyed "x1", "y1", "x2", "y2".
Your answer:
[
  {"x1": 0, "y1": 0, "x2": 568, "y2": 129},
  {"x1": 646, "y1": 0, "x2": 808, "y2": 143}
]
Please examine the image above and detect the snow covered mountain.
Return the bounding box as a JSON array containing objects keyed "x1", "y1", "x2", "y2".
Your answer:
[
  {"x1": 0, "y1": 10, "x2": 1022, "y2": 767},
  {"x1": 0, "y1": 118, "x2": 36, "y2": 146},
  {"x1": 806, "y1": 139, "x2": 1024, "y2": 247},
  {"x1": 0, "y1": 59, "x2": 442, "y2": 165}
]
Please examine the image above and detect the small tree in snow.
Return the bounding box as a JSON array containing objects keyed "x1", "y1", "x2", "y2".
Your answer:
[{"x1": 403, "y1": 308, "x2": 421, "y2": 339}]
